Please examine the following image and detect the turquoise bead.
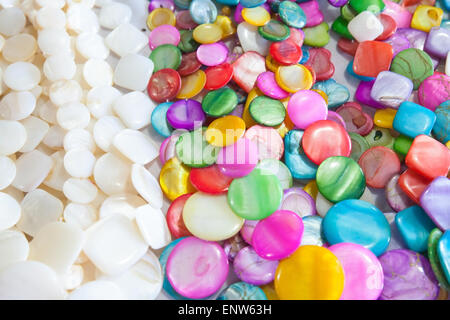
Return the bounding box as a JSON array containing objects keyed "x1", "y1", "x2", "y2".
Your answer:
[
  {"x1": 312, "y1": 79, "x2": 350, "y2": 108},
  {"x1": 216, "y1": 0, "x2": 239, "y2": 5},
  {"x1": 393, "y1": 101, "x2": 437, "y2": 139},
  {"x1": 323, "y1": 199, "x2": 391, "y2": 256},
  {"x1": 278, "y1": 1, "x2": 307, "y2": 29},
  {"x1": 240, "y1": 0, "x2": 267, "y2": 8},
  {"x1": 174, "y1": 0, "x2": 191, "y2": 9},
  {"x1": 302, "y1": 215, "x2": 325, "y2": 246},
  {"x1": 432, "y1": 100, "x2": 450, "y2": 144},
  {"x1": 441, "y1": 19, "x2": 450, "y2": 29},
  {"x1": 299, "y1": 45, "x2": 310, "y2": 64},
  {"x1": 151, "y1": 102, "x2": 174, "y2": 138},
  {"x1": 189, "y1": 0, "x2": 217, "y2": 24},
  {"x1": 284, "y1": 130, "x2": 318, "y2": 180},
  {"x1": 216, "y1": 282, "x2": 267, "y2": 300},
  {"x1": 395, "y1": 205, "x2": 437, "y2": 253},
  {"x1": 346, "y1": 60, "x2": 375, "y2": 82},
  {"x1": 438, "y1": 231, "x2": 450, "y2": 284}
]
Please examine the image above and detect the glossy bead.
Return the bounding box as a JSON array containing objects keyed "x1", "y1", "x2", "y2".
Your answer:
[
  {"x1": 166, "y1": 193, "x2": 193, "y2": 239},
  {"x1": 399, "y1": 169, "x2": 432, "y2": 204},
  {"x1": 258, "y1": 19, "x2": 290, "y2": 42},
  {"x1": 390, "y1": 48, "x2": 434, "y2": 90},
  {"x1": 304, "y1": 47, "x2": 335, "y2": 81},
  {"x1": 393, "y1": 102, "x2": 436, "y2": 139},
  {"x1": 175, "y1": 129, "x2": 219, "y2": 168},
  {"x1": 204, "y1": 63, "x2": 233, "y2": 90},
  {"x1": 159, "y1": 134, "x2": 180, "y2": 165},
  {"x1": 223, "y1": 234, "x2": 247, "y2": 262},
  {"x1": 301, "y1": 215, "x2": 324, "y2": 246},
  {"x1": 147, "y1": 8, "x2": 176, "y2": 30},
  {"x1": 189, "y1": 165, "x2": 233, "y2": 194},
  {"x1": 336, "y1": 102, "x2": 373, "y2": 136},
  {"x1": 178, "y1": 30, "x2": 199, "y2": 53},
  {"x1": 364, "y1": 126, "x2": 395, "y2": 148},
  {"x1": 410, "y1": 5, "x2": 443, "y2": 32},
  {"x1": 232, "y1": 51, "x2": 266, "y2": 93},
  {"x1": 241, "y1": 6, "x2": 270, "y2": 27},
  {"x1": 438, "y1": 231, "x2": 450, "y2": 284},
  {"x1": 385, "y1": 174, "x2": 415, "y2": 212},
  {"x1": 418, "y1": 73, "x2": 450, "y2": 112},
  {"x1": 280, "y1": 188, "x2": 316, "y2": 217},
  {"x1": 176, "y1": 70, "x2": 206, "y2": 99},
  {"x1": 298, "y1": 0, "x2": 324, "y2": 27},
  {"x1": 217, "y1": 282, "x2": 267, "y2": 300},
  {"x1": 382, "y1": 0, "x2": 412, "y2": 28},
  {"x1": 147, "y1": 69, "x2": 181, "y2": 103},
  {"x1": 148, "y1": 24, "x2": 180, "y2": 50},
  {"x1": 433, "y1": 100, "x2": 450, "y2": 144},
  {"x1": 159, "y1": 157, "x2": 196, "y2": 201},
  {"x1": 278, "y1": 1, "x2": 306, "y2": 29},
  {"x1": 337, "y1": 37, "x2": 359, "y2": 56},
  {"x1": 303, "y1": 22, "x2": 330, "y2": 47},
  {"x1": 376, "y1": 13, "x2": 398, "y2": 41},
  {"x1": 255, "y1": 72, "x2": 289, "y2": 100},
  {"x1": 202, "y1": 88, "x2": 238, "y2": 117},
  {"x1": 316, "y1": 156, "x2": 366, "y2": 203},
  {"x1": 312, "y1": 79, "x2": 350, "y2": 109},
  {"x1": 269, "y1": 39, "x2": 302, "y2": 66},
  {"x1": 275, "y1": 65, "x2": 313, "y2": 93},
  {"x1": 348, "y1": 132, "x2": 370, "y2": 162},
  {"x1": 374, "y1": 108, "x2": 397, "y2": 129},
  {"x1": 176, "y1": 10, "x2": 198, "y2": 30},
  {"x1": 274, "y1": 245, "x2": 345, "y2": 300},
  {"x1": 287, "y1": 90, "x2": 327, "y2": 130},
  {"x1": 355, "y1": 80, "x2": 386, "y2": 109},
  {"x1": 428, "y1": 229, "x2": 450, "y2": 291},
  {"x1": 420, "y1": 176, "x2": 450, "y2": 231},
  {"x1": 323, "y1": 199, "x2": 391, "y2": 256},
  {"x1": 348, "y1": 11, "x2": 383, "y2": 42},
  {"x1": 332, "y1": 16, "x2": 353, "y2": 40},
  {"x1": 349, "y1": 0, "x2": 385, "y2": 13},
  {"x1": 358, "y1": 146, "x2": 400, "y2": 189},
  {"x1": 196, "y1": 42, "x2": 228, "y2": 67},
  {"x1": 233, "y1": 246, "x2": 278, "y2": 285},
  {"x1": 177, "y1": 53, "x2": 201, "y2": 77},
  {"x1": 151, "y1": 102, "x2": 173, "y2": 138},
  {"x1": 240, "y1": 0, "x2": 266, "y2": 8},
  {"x1": 353, "y1": 41, "x2": 393, "y2": 78},
  {"x1": 166, "y1": 99, "x2": 205, "y2": 130},
  {"x1": 189, "y1": 0, "x2": 217, "y2": 24},
  {"x1": 150, "y1": 44, "x2": 182, "y2": 72},
  {"x1": 249, "y1": 96, "x2": 285, "y2": 127},
  {"x1": 284, "y1": 130, "x2": 318, "y2": 180},
  {"x1": 256, "y1": 159, "x2": 292, "y2": 190},
  {"x1": 205, "y1": 115, "x2": 246, "y2": 147},
  {"x1": 216, "y1": 137, "x2": 259, "y2": 178},
  {"x1": 149, "y1": 0, "x2": 175, "y2": 12},
  {"x1": 214, "y1": 15, "x2": 236, "y2": 39},
  {"x1": 192, "y1": 23, "x2": 223, "y2": 44},
  {"x1": 424, "y1": 27, "x2": 450, "y2": 59},
  {"x1": 370, "y1": 71, "x2": 414, "y2": 109}
]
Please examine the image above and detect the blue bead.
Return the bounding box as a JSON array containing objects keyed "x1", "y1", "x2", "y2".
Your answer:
[
  {"x1": 393, "y1": 101, "x2": 437, "y2": 138},
  {"x1": 312, "y1": 79, "x2": 350, "y2": 108},
  {"x1": 189, "y1": 0, "x2": 217, "y2": 24},
  {"x1": 346, "y1": 59, "x2": 375, "y2": 82},
  {"x1": 284, "y1": 130, "x2": 318, "y2": 181},
  {"x1": 440, "y1": 0, "x2": 450, "y2": 11},
  {"x1": 240, "y1": 0, "x2": 266, "y2": 8},
  {"x1": 441, "y1": 19, "x2": 450, "y2": 29},
  {"x1": 174, "y1": 0, "x2": 191, "y2": 9},
  {"x1": 216, "y1": 282, "x2": 267, "y2": 300},
  {"x1": 151, "y1": 102, "x2": 174, "y2": 138},
  {"x1": 278, "y1": 1, "x2": 307, "y2": 29},
  {"x1": 432, "y1": 100, "x2": 450, "y2": 144},
  {"x1": 322, "y1": 199, "x2": 391, "y2": 256},
  {"x1": 395, "y1": 205, "x2": 436, "y2": 253},
  {"x1": 216, "y1": 0, "x2": 240, "y2": 5},
  {"x1": 438, "y1": 230, "x2": 450, "y2": 284},
  {"x1": 299, "y1": 45, "x2": 310, "y2": 64},
  {"x1": 302, "y1": 215, "x2": 325, "y2": 246}
]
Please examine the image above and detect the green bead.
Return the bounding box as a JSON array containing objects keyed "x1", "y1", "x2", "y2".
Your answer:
[
  {"x1": 348, "y1": 132, "x2": 370, "y2": 162},
  {"x1": 256, "y1": 159, "x2": 293, "y2": 190},
  {"x1": 175, "y1": 128, "x2": 220, "y2": 168},
  {"x1": 365, "y1": 126, "x2": 395, "y2": 149},
  {"x1": 303, "y1": 22, "x2": 330, "y2": 47},
  {"x1": 258, "y1": 19, "x2": 291, "y2": 42},
  {"x1": 349, "y1": 0, "x2": 385, "y2": 14},
  {"x1": 390, "y1": 48, "x2": 434, "y2": 90},
  {"x1": 249, "y1": 96, "x2": 286, "y2": 127},
  {"x1": 393, "y1": 134, "x2": 413, "y2": 156},
  {"x1": 149, "y1": 44, "x2": 182, "y2": 72},
  {"x1": 227, "y1": 167, "x2": 283, "y2": 220},
  {"x1": 316, "y1": 156, "x2": 366, "y2": 203},
  {"x1": 340, "y1": 3, "x2": 357, "y2": 22},
  {"x1": 202, "y1": 87, "x2": 238, "y2": 117},
  {"x1": 178, "y1": 30, "x2": 200, "y2": 53},
  {"x1": 331, "y1": 16, "x2": 354, "y2": 40},
  {"x1": 428, "y1": 228, "x2": 450, "y2": 291}
]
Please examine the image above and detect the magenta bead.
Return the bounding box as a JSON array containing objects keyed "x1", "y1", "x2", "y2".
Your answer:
[
  {"x1": 298, "y1": 0, "x2": 324, "y2": 28},
  {"x1": 355, "y1": 80, "x2": 387, "y2": 109},
  {"x1": 234, "y1": 4, "x2": 244, "y2": 24},
  {"x1": 244, "y1": 125, "x2": 284, "y2": 160},
  {"x1": 240, "y1": 220, "x2": 259, "y2": 244},
  {"x1": 256, "y1": 71, "x2": 290, "y2": 100},
  {"x1": 287, "y1": 90, "x2": 328, "y2": 129},
  {"x1": 252, "y1": 210, "x2": 304, "y2": 260},
  {"x1": 166, "y1": 237, "x2": 229, "y2": 299},
  {"x1": 148, "y1": 0, "x2": 175, "y2": 12},
  {"x1": 233, "y1": 246, "x2": 279, "y2": 285},
  {"x1": 418, "y1": 73, "x2": 450, "y2": 112},
  {"x1": 216, "y1": 138, "x2": 259, "y2": 178},
  {"x1": 148, "y1": 24, "x2": 180, "y2": 50},
  {"x1": 196, "y1": 42, "x2": 229, "y2": 67},
  {"x1": 382, "y1": 0, "x2": 412, "y2": 29},
  {"x1": 279, "y1": 187, "x2": 316, "y2": 217},
  {"x1": 329, "y1": 243, "x2": 384, "y2": 300}
]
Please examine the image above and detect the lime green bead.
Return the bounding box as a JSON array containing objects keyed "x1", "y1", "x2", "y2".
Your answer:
[
  {"x1": 349, "y1": 0, "x2": 385, "y2": 14},
  {"x1": 202, "y1": 87, "x2": 238, "y2": 117},
  {"x1": 332, "y1": 16, "x2": 354, "y2": 40},
  {"x1": 175, "y1": 128, "x2": 220, "y2": 168},
  {"x1": 249, "y1": 96, "x2": 286, "y2": 127},
  {"x1": 303, "y1": 22, "x2": 330, "y2": 47},
  {"x1": 348, "y1": 132, "x2": 370, "y2": 162},
  {"x1": 340, "y1": 3, "x2": 357, "y2": 22},
  {"x1": 393, "y1": 134, "x2": 414, "y2": 156},
  {"x1": 150, "y1": 44, "x2": 182, "y2": 72},
  {"x1": 365, "y1": 127, "x2": 395, "y2": 149}
]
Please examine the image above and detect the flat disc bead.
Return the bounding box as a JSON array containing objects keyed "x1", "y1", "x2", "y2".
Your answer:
[
  {"x1": 428, "y1": 229, "x2": 450, "y2": 291},
  {"x1": 175, "y1": 129, "x2": 219, "y2": 167},
  {"x1": 148, "y1": 24, "x2": 180, "y2": 50},
  {"x1": 280, "y1": 187, "x2": 316, "y2": 217},
  {"x1": 176, "y1": 70, "x2": 206, "y2": 99},
  {"x1": 147, "y1": 8, "x2": 176, "y2": 30},
  {"x1": 217, "y1": 282, "x2": 267, "y2": 300},
  {"x1": 176, "y1": 10, "x2": 198, "y2": 30},
  {"x1": 177, "y1": 52, "x2": 202, "y2": 76},
  {"x1": 269, "y1": 39, "x2": 302, "y2": 66},
  {"x1": 216, "y1": 137, "x2": 259, "y2": 178},
  {"x1": 147, "y1": 69, "x2": 181, "y2": 103},
  {"x1": 202, "y1": 87, "x2": 238, "y2": 117},
  {"x1": 166, "y1": 193, "x2": 193, "y2": 239},
  {"x1": 233, "y1": 247, "x2": 278, "y2": 285},
  {"x1": 196, "y1": 42, "x2": 228, "y2": 66},
  {"x1": 159, "y1": 157, "x2": 196, "y2": 201},
  {"x1": 204, "y1": 63, "x2": 234, "y2": 90},
  {"x1": 189, "y1": 165, "x2": 233, "y2": 194},
  {"x1": 166, "y1": 99, "x2": 205, "y2": 130},
  {"x1": 278, "y1": 1, "x2": 307, "y2": 29},
  {"x1": 205, "y1": 115, "x2": 246, "y2": 147},
  {"x1": 189, "y1": 0, "x2": 217, "y2": 24},
  {"x1": 232, "y1": 51, "x2": 267, "y2": 93},
  {"x1": 358, "y1": 146, "x2": 400, "y2": 189},
  {"x1": 241, "y1": 6, "x2": 270, "y2": 27},
  {"x1": 193, "y1": 23, "x2": 223, "y2": 44},
  {"x1": 276, "y1": 64, "x2": 313, "y2": 93},
  {"x1": 244, "y1": 125, "x2": 284, "y2": 160},
  {"x1": 255, "y1": 71, "x2": 289, "y2": 100},
  {"x1": 249, "y1": 96, "x2": 286, "y2": 127},
  {"x1": 258, "y1": 19, "x2": 290, "y2": 41},
  {"x1": 287, "y1": 90, "x2": 328, "y2": 130},
  {"x1": 256, "y1": 159, "x2": 292, "y2": 189},
  {"x1": 178, "y1": 30, "x2": 199, "y2": 53},
  {"x1": 149, "y1": 44, "x2": 182, "y2": 73},
  {"x1": 385, "y1": 174, "x2": 415, "y2": 212}
]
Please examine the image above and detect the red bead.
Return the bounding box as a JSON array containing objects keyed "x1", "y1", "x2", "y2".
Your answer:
[
  {"x1": 166, "y1": 193, "x2": 193, "y2": 239},
  {"x1": 405, "y1": 134, "x2": 450, "y2": 180},
  {"x1": 304, "y1": 47, "x2": 335, "y2": 81},
  {"x1": 189, "y1": 164, "x2": 234, "y2": 194},
  {"x1": 398, "y1": 169, "x2": 432, "y2": 204},
  {"x1": 336, "y1": 102, "x2": 373, "y2": 136},
  {"x1": 376, "y1": 14, "x2": 397, "y2": 41},
  {"x1": 288, "y1": 27, "x2": 304, "y2": 47},
  {"x1": 358, "y1": 146, "x2": 401, "y2": 188},
  {"x1": 302, "y1": 120, "x2": 352, "y2": 165},
  {"x1": 337, "y1": 38, "x2": 359, "y2": 56},
  {"x1": 177, "y1": 52, "x2": 202, "y2": 77},
  {"x1": 353, "y1": 41, "x2": 393, "y2": 78},
  {"x1": 204, "y1": 63, "x2": 234, "y2": 90},
  {"x1": 269, "y1": 39, "x2": 302, "y2": 66},
  {"x1": 147, "y1": 68, "x2": 181, "y2": 103}
]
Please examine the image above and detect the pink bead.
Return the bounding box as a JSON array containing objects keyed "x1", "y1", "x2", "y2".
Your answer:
[
  {"x1": 298, "y1": 0, "x2": 324, "y2": 27},
  {"x1": 216, "y1": 138, "x2": 259, "y2": 178},
  {"x1": 196, "y1": 42, "x2": 229, "y2": 67},
  {"x1": 148, "y1": 24, "x2": 180, "y2": 50},
  {"x1": 256, "y1": 71, "x2": 289, "y2": 100},
  {"x1": 287, "y1": 90, "x2": 328, "y2": 129},
  {"x1": 329, "y1": 243, "x2": 384, "y2": 300},
  {"x1": 252, "y1": 210, "x2": 304, "y2": 260},
  {"x1": 382, "y1": 0, "x2": 412, "y2": 29},
  {"x1": 288, "y1": 27, "x2": 305, "y2": 48},
  {"x1": 244, "y1": 125, "x2": 284, "y2": 160},
  {"x1": 166, "y1": 237, "x2": 229, "y2": 299},
  {"x1": 418, "y1": 73, "x2": 450, "y2": 112},
  {"x1": 327, "y1": 110, "x2": 347, "y2": 130},
  {"x1": 159, "y1": 134, "x2": 180, "y2": 164},
  {"x1": 240, "y1": 220, "x2": 259, "y2": 244}
]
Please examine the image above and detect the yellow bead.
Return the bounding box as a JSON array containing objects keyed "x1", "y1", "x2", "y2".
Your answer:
[
  {"x1": 159, "y1": 157, "x2": 196, "y2": 202},
  {"x1": 214, "y1": 15, "x2": 236, "y2": 39},
  {"x1": 411, "y1": 5, "x2": 443, "y2": 32},
  {"x1": 276, "y1": 64, "x2": 313, "y2": 93},
  {"x1": 221, "y1": 6, "x2": 231, "y2": 16},
  {"x1": 205, "y1": 115, "x2": 246, "y2": 147},
  {"x1": 374, "y1": 108, "x2": 397, "y2": 129},
  {"x1": 193, "y1": 23, "x2": 223, "y2": 44},
  {"x1": 303, "y1": 180, "x2": 319, "y2": 200},
  {"x1": 274, "y1": 245, "x2": 345, "y2": 300},
  {"x1": 260, "y1": 282, "x2": 279, "y2": 300},
  {"x1": 311, "y1": 89, "x2": 328, "y2": 105},
  {"x1": 266, "y1": 54, "x2": 283, "y2": 73},
  {"x1": 446, "y1": 141, "x2": 450, "y2": 149},
  {"x1": 146, "y1": 8, "x2": 176, "y2": 30},
  {"x1": 243, "y1": 87, "x2": 262, "y2": 128},
  {"x1": 176, "y1": 70, "x2": 206, "y2": 99},
  {"x1": 241, "y1": 6, "x2": 270, "y2": 27}
]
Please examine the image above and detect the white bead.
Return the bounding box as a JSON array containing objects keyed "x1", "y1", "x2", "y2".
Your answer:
[
  {"x1": 0, "y1": 229, "x2": 29, "y2": 270},
  {"x1": 66, "y1": 0, "x2": 95, "y2": 8},
  {"x1": 130, "y1": 164, "x2": 163, "y2": 209},
  {"x1": 113, "y1": 129, "x2": 158, "y2": 165},
  {"x1": 114, "y1": 54, "x2": 154, "y2": 91},
  {"x1": 94, "y1": 152, "x2": 133, "y2": 195},
  {"x1": 105, "y1": 23, "x2": 147, "y2": 57},
  {"x1": 0, "y1": 120, "x2": 27, "y2": 155},
  {"x1": 0, "y1": 34, "x2": 5, "y2": 51},
  {"x1": 0, "y1": 7, "x2": 26, "y2": 37},
  {"x1": 0, "y1": 261, "x2": 66, "y2": 299},
  {"x1": 3, "y1": 62, "x2": 41, "y2": 91},
  {"x1": 36, "y1": 6, "x2": 66, "y2": 29},
  {"x1": 0, "y1": 156, "x2": 15, "y2": 190},
  {"x1": 34, "y1": 99, "x2": 58, "y2": 124},
  {"x1": 97, "y1": 251, "x2": 163, "y2": 300},
  {"x1": 83, "y1": 58, "x2": 113, "y2": 88},
  {"x1": 99, "y1": 2, "x2": 132, "y2": 30},
  {"x1": 37, "y1": 28, "x2": 71, "y2": 56},
  {"x1": 0, "y1": 192, "x2": 21, "y2": 231},
  {"x1": 83, "y1": 214, "x2": 148, "y2": 275},
  {"x1": 76, "y1": 32, "x2": 110, "y2": 60},
  {"x1": 63, "y1": 128, "x2": 96, "y2": 152},
  {"x1": 19, "y1": 116, "x2": 49, "y2": 153},
  {"x1": 2, "y1": 33, "x2": 37, "y2": 63},
  {"x1": 93, "y1": 115, "x2": 124, "y2": 152},
  {"x1": 63, "y1": 177, "x2": 98, "y2": 204},
  {"x1": 17, "y1": 188, "x2": 63, "y2": 236},
  {"x1": 64, "y1": 148, "x2": 96, "y2": 178},
  {"x1": 49, "y1": 80, "x2": 83, "y2": 106},
  {"x1": 113, "y1": 91, "x2": 155, "y2": 130},
  {"x1": 237, "y1": 22, "x2": 270, "y2": 56},
  {"x1": 43, "y1": 150, "x2": 71, "y2": 191},
  {"x1": 67, "y1": 280, "x2": 125, "y2": 300},
  {"x1": 57, "y1": 102, "x2": 90, "y2": 130},
  {"x1": 43, "y1": 54, "x2": 77, "y2": 81},
  {"x1": 316, "y1": 191, "x2": 334, "y2": 218},
  {"x1": 95, "y1": 0, "x2": 113, "y2": 7},
  {"x1": 35, "y1": 0, "x2": 65, "y2": 8},
  {"x1": 135, "y1": 205, "x2": 171, "y2": 250},
  {"x1": 99, "y1": 193, "x2": 146, "y2": 220},
  {"x1": 66, "y1": 3, "x2": 99, "y2": 34},
  {"x1": 0, "y1": 0, "x2": 20, "y2": 8},
  {"x1": 64, "y1": 202, "x2": 97, "y2": 230},
  {"x1": 43, "y1": 125, "x2": 66, "y2": 149},
  {"x1": 348, "y1": 11, "x2": 384, "y2": 43},
  {"x1": 0, "y1": 91, "x2": 36, "y2": 120},
  {"x1": 86, "y1": 85, "x2": 121, "y2": 119},
  {"x1": 60, "y1": 264, "x2": 84, "y2": 291},
  {"x1": 446, "y1": 51, "x2": 450, "y2": 77}
]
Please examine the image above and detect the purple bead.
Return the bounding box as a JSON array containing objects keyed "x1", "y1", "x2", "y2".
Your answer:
[
  {"x1": 240, "y1": 220, "x2": 259, "y2": 244},
  {"x1": 148, "y1": 0, "x2": 175, "y2": 12},
  {"x1": 223, "y1": 234, "x2": 247, "y2": 262},
  {"x1": 327, "y1": 110, "x2": 346, "y2": 129},
  {"x1": 327, "y1": 0, "x2": 348, "y2": 7},
  {"x1": 355, "y1": 80, "x2": 386, "y2": 109},
  {"x1": 279, "y1": 187, "x2": 316, "y2": 217},
  {"x1": 370, "y1": 71, "x2": 414, "y2": 109},
  {"x1": 378, "y1": 249, "x2": 439, "y2": 300},
  {"x1": 420, "y1": 176, "x2": 450, "y2": 231},
  {"x1": 233, "y1": 246, "x2": 279, "y2": 285},
  {"x1": 234, "y1": 4, "x2": 244, "y2": 24},
  {"x1": 396, "y1": 28, "x2": 427, "y2": 50},
  {"x1": 384, "y1": 33, "x2": 411, "y2": 56},
  {"x1": 298, "y1": 0, "x2": 323, "y2": 28},
  {"x1": 424, "y1": 27, "x2": 450, "y2": 59},
  {"x1": 385, "y1": 174, "x2": 415, "y2": 212},
  {"x1": 166, "y1": 99, "x2": 206, "y2": 130},
  {"x1": 228, "y1": 104, "x2": 244, "y2": 118}
]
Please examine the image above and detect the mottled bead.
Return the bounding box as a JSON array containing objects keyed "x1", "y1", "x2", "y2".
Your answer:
[
  {"x1": 418, "y1": 73, "x2": 450, "y2": 111},
  {"x1": 301, "y1": 215, "x2": 324, "y2": 246},
  {"x1": 428, "y1": 228, "x2": 450, "y2": 291},
  {"x1": 284, "y1": 130, "x2": 318, "y2": 180},
  {"x1": 217, "y1": 282, "x2": 267, "y2": 300},
  {"x1": 385, "y1": 174, "x2": 415, "y2": 212},
  {"x1": 410, "y1": 5, "x2": 443, "y2": 32},
  {"x1": 390, "y1": 48, "x2": 434, "y2": 90},
  {"x1": 233, "y1": 246, "x2": 278, "y2": 285},
  {"x1": 189, "y1": 0, "x2": 217, "y2": 24},
  {"x1": 432, "y1": 100, "x2": 450, "y2": 144}
]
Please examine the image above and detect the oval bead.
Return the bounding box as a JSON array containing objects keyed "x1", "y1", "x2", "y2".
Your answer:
[
  {"x1": 166, "y1": 193, "x2": 193, "y2": 239},
  {"x1": 189, "y1": 165, "x2": 233, "y2": 194},
  {"x1": 150, "y1": 44, "x2": 182, "y2": 72},
  {"x1": 204, "y1": 63, "x2": 234, "y2": 90},
  {"x1": 175, "y1": 129, "x2": 219, "y2": 168},
  {"x1": 216, "y1": 137, "x2": 259, "y2": 178},
  {"x1": 166, "y1": 99, "x2": 206, "y2": 130},
  {"x1": 358, "y1": 146, "x2": 401, "y2": 189},
  {"x1": 258, "y1": 19, "x2": 290, "y2": 41},
  {"x1": 202, "y1": 87, "x2": 238, "y2": 117},
  {"x1": 193, "y1": 23, "x2": 223, "y2": 44},
  {"x1": 205, "y1": 115, "x2": 246, "y2": 148},
  {"x1": 147, "y1": 68, "x2": 181, "y2": 103},
  {"x1": 276, "y1": 64, "x2": 313, "y2": 93},
  {"x1": 147, "y1": 8, "x2": 176, "y2": 30},
  {"x1": 280, "y1": 187, "x2": 316, "y2": 218},
  {"x1": 176, "y1": 70, "x2": 206, "y2": 99},
  {"x1": 159, "y1": 157, "x2": 196, "y2": 201},
  {"x1": 249, "y1": 96, "x2": 286, "y2": 127}
]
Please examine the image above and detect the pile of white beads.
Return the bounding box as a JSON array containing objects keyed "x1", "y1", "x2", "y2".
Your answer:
[{"x1": 0, "y1": 0, "x2": 170, "y2": 300}]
